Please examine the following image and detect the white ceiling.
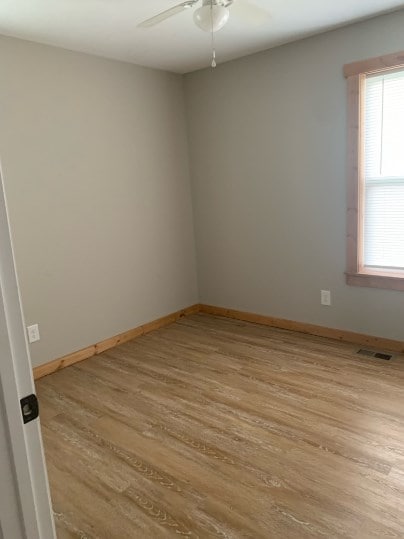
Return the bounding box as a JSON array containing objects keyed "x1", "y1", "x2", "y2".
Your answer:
[{"x1": 0, "y1": 0, "x2": 403, "y2": 73}]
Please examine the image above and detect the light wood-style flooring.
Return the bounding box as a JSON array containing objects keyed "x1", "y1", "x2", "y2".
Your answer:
[{"x1": 36, "y1": 313, "x2": 404, "y2": 538}]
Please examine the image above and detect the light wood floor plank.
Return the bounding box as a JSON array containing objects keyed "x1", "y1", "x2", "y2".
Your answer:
[{"x1": 36, "y1": 313, "x2": 404, "y2": 538}]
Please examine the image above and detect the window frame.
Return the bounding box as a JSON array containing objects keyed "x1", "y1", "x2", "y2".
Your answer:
[{"x1": 344, "y1": 51, "x2": 404, "y2": 291}]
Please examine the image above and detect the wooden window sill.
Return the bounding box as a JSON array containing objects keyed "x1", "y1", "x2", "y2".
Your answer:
[{"x1": 346, "y1": 272, "x2": 404, "y2": 291}]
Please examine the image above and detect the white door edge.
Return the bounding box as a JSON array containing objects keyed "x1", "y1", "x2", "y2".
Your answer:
[{"x1": 0, "y1": 164, "x2": 55, "y2": 539}]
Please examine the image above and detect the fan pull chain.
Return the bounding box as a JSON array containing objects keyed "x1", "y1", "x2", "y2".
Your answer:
[{"x1": 210, "y1": 2, "x2": 216, "y2": 68}]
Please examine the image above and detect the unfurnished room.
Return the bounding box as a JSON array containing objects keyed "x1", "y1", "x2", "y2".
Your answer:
[{"x1": 0, "y1": 1, "x2": 403, "y2": 538}]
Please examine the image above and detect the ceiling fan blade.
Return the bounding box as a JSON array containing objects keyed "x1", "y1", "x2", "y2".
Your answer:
[
  {"x1": 138, "y1": 1, "x2": 197, "y2": 28},
  {"x1": 231, "y1": 0, "x2": 270, "y2": 26}
]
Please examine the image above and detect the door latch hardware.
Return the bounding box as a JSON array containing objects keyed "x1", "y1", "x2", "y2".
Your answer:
[{"x1": 20, "y1": 394, "x2": 39, "y2": 424}]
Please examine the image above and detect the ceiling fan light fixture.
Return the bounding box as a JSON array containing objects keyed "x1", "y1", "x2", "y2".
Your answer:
[{"x1": 193, "y1": 4, "x2": 230, "y2": 32}]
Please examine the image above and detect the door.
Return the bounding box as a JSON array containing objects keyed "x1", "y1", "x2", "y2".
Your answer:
[
  {"x1": 0, "y1": 165, "x2": 55, "y2": 539},
  {"x1": 0, "y1": 398, "x2": 25, "y2": 538}
]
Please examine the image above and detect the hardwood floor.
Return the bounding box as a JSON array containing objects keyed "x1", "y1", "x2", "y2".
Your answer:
[{"x1": 36, "y1": 313, "x2": 404, "y2": 538}]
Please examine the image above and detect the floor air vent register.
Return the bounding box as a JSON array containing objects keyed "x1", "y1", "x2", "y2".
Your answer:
[{"x1": 357, "y1": 349, "x2": 392, "y2": 361}]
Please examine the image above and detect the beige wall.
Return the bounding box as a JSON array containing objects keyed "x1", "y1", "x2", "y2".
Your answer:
[
  {"x1": 185, "y1": 11, "x2": 404, "y2": 341},
  {"x1": 0, "y1": 36, "x2": 198, "y2": 367}
]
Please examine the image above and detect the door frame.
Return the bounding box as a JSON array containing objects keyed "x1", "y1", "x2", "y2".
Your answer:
[{"x1": 0, "y1": 164, "x2": 55, "y2": 539}]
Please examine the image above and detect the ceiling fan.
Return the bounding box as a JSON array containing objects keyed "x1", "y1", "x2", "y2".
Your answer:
[{"x1": 138, "y1": 0, "x2": 270, "y2": 33}]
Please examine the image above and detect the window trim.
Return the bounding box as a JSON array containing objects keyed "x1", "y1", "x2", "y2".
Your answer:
[{"x1": 344, "y1": 51, "x2": 404, "y2": 292}]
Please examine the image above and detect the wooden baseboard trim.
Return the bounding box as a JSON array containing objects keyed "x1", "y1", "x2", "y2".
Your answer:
[
  {"x1": 34, "y1": 302, "x2": 403, "y2": 380},
  {"x1": 200, "y1": 304, "x2": 404, "y2": 353},
  {"x1": 33, "y1": 304, "x2": 200, "y2": 380}
]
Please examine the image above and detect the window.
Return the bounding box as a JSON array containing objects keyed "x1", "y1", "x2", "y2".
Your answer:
[{"x1": 344, "y1": 52, "x2": 404, "y2": 291}]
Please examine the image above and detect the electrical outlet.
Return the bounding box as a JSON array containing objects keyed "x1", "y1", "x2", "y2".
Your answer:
[
  {"x1": 321, "y1": 290, "x2": 331, "y2": 306},
  {"x1": 27, "y1": 324, "x2": 40, "y2": 343}
]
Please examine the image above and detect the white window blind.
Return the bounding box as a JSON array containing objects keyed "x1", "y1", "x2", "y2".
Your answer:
[{"x1": 364, "y1": 70, "x2": 404, "y2": 271}]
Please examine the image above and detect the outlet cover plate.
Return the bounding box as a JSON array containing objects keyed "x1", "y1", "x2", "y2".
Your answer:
[
  {"x1": 27, "y1": 324, "x2": 40, "y2": 343},
  {"x1": 321, "y1": 290, "x2": 331, "y2": 306}
]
